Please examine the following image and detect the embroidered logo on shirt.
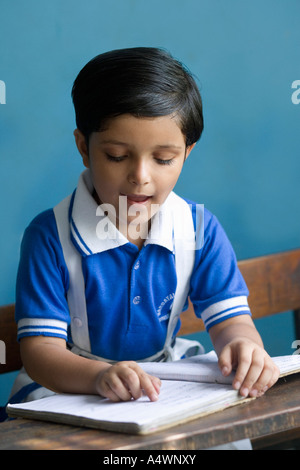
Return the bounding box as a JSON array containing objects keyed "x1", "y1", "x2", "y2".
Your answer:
[{"x1": 157, "y1": 293, "x2": 175, "y2": 322}]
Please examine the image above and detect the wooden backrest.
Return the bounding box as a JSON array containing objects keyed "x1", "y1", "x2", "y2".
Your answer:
[
  {"x1": 1, "y1": 249, "x2": 300, "y2": 373},
  {"x1": 0, "y1": 304, "x2": 22, "y2": 373},
  {"x1": 180, "y1": 248, "x2": 300, "y2": 335}
]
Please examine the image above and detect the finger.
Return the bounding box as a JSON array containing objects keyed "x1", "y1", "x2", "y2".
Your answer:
[
  {"x1": 99, "y1": 378, "x2": 124, "y2": 402},
  {"x1": 106, "y1": 373, "x2": 134, "y2": 401},
  {"x1": 151, "y1": 375, "x2": 162, "y2": 394},
  {"x1": 120, "y1": 367, "x2": 144, "y2": 401},
  {"x1": 249, "y1": 361, "x2": 280, "y2": 397},
  {"x1": 268, "y1": 363, "x2": 280, "y2": 388},
  {"x1": 126, "y1": 363, "x2": 161, "y2": 401},
  {"x1": 232, "y1": 350, "x2": 255, "y2": 395},
  {"x1": 237, "y1": 350, "x2": 265, "y2": 397},
  {"x1": 247, "y1": 366, "x2": 274, "y2": 397},
  {"x1": 139, "y1": 372, "x2": 160, "y2": 401},
  {"x1": 116, "y1": 364, "x2": 160, "y2": 401},
  {"x1": 218, "y1": 345, "x2": 234, "y2": 376}
]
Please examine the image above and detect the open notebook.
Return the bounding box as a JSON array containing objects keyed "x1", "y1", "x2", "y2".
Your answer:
[{"x1": 7, "y1": 351, "x2": 300, "y2": 435}]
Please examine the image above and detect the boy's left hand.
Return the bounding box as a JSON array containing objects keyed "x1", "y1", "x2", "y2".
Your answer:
[
  {"x1": 210, "y1": 315, "x2": 280, "y2": 398},
  {"x1": 218, "y1": 338, "x2": 280, "y2": 398}
]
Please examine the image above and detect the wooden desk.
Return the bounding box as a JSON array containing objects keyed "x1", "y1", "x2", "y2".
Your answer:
[{"x1": 0, "y1": 374, "x2": 299, "y2": 450}]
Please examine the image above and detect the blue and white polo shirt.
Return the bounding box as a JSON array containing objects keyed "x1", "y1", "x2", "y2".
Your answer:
[{"x1": 15, "y1": 170, "x2": 251, "y2": 361}]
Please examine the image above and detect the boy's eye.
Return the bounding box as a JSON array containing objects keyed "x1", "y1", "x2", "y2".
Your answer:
[
  {"x1": 106, "y1": 154, "x2": 126, "y2": 162},
  {"x1": 155, "y1": 158, "x2": 174, "y2": 166}
]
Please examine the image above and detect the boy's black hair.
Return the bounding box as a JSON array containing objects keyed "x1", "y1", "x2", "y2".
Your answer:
[{"x1": 72, "y1": 47, "x2": 204, "y2": 147}]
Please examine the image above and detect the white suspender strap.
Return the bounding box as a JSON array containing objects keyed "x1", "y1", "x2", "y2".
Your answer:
[
  {"x1": 53, "y1": 195, "x2": 91, "y2": 353},
  {"x1": 161, "y1": 193, "x2": 198, "y2": 360}
]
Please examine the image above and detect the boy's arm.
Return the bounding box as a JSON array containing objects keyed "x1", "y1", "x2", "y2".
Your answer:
[
  {"x1": 209, "y1": 315, "x2": 280, "y2": 398},
  {"x1": 20, "y1": 336, "x2": 160, "y2": 402}
]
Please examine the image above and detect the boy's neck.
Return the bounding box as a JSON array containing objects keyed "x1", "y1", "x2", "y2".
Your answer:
[
  {"x1": 92, "y1": 188, "x2": 150, "y2": 250},
  {"x1": 118, "y1": 220, "x2": 150, "y2": 250}
]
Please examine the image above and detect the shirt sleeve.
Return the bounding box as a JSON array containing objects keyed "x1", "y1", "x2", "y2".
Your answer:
[
  {"x1": 15, "y1": 210, "x2": 71, "y2": 341},
  {"x1": 189, "y1": 209, "x2": 251, "y2": 331}
]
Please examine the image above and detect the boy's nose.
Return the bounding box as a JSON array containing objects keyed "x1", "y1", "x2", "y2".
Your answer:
[{"x1": 127, "y1": 160, "x2": 150, "y2": 186}]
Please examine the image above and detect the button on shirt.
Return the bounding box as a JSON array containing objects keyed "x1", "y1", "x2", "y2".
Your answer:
[{"x1": 15, "y1": 170, "x2": 251, "y2": 361}]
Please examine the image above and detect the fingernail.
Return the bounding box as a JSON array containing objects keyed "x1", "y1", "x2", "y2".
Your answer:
[
  {"x1": 233, "y1": 381, "x2": 241, "y2": 390},
  {"x1": 241, "y1": 387, "x2": 249, "y2": 397},
  {"x1": 222, "y1": 366, "x2": 229, "y2": 376}
]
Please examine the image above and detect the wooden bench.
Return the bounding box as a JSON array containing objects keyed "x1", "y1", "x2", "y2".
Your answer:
[{"x1": 1, "y1": 248, "x2": 300, "y2": 449}]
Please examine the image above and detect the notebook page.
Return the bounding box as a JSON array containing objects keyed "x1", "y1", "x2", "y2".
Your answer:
[
  {"x1": 7, "y1": 380, "x2": 239, "y2": 430},
  {"x1": 272, "y1": 354, "x2": 300, "y2": 375},
  {"x1": 140, "y1": 351, "x2": 300, "y2": 384},
  {"x1": 139, "y1": 351, "x2": 234, "y2": 384}
]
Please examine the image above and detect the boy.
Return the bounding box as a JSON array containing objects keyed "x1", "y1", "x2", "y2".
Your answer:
[{"x1": 11, "y1": 47, "x2": 279, "y2": 408}]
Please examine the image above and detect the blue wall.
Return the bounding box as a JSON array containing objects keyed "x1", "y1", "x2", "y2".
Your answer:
[{"x1": 1, "y1": 1, "x2": 300, "y2": 403}]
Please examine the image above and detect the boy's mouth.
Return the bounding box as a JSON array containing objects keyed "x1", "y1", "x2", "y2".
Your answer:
[{"x1": 121, "y1": 193, "x2": 152, "y2": 205}]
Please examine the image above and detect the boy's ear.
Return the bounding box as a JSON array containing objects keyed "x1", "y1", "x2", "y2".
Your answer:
[
  {"x1": 74, "y1": 129, "x2": 89, "y2": 168},
  {"x1": 185, "y1": 142, "x2": 196, "y2": 160}
]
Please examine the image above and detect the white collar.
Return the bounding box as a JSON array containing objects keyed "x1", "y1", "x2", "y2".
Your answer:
[{"x1": 70, "y1": 170, "x2": 176, "y2": 255}]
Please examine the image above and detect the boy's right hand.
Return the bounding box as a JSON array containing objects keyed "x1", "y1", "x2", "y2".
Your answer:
[{"x1": 95, "y1": 361, "x2": 161, "y2": 402}]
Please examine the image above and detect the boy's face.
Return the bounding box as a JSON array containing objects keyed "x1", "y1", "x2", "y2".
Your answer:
[{"x1": 74, "y1": 114, "x2": 195, "y2": 242}]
